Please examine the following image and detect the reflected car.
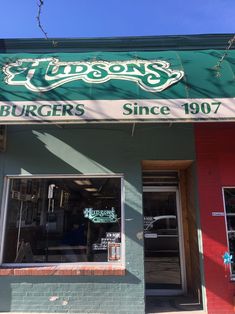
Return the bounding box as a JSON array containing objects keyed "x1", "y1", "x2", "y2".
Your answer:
[{"x1": 144, "y1": 215, "x2": 179, "y2": 255}]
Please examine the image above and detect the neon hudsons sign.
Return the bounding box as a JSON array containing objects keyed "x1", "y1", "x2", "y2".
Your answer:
[
  {"x1": 3, "y1": 58, "x2": 184, "y2": 93},
  {"x1": 83, "y1": 207, "x2": 118, "y2": 223}
]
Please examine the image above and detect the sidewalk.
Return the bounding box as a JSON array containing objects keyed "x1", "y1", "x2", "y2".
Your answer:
[{"x1": 146, "y1": 295, "x2": 205, "y2": 314}]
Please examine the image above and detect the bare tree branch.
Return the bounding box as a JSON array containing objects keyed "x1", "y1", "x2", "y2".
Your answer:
[
  {"x1": 214, "y1": 34, "x2": 235, "y2": 77},
  {"x1": 36, "y1": 0, "x2": 48, "y2": 39}
]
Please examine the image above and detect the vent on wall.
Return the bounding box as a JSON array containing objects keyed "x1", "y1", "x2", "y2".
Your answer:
[{"x1": 142, "y1": 170, "x2": 179, "y2": 187}]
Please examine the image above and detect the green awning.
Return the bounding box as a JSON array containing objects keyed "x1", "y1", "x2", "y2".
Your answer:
[
  {"x1": 1, "y1": 50, "x2": 235, "y2": 101},
  {"x1": 0, "y1": 50, "x2": 235, "y2": 123}
]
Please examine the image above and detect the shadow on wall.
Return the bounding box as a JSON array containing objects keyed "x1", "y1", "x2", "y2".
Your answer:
[
  {"x1": 5, "y1": 125, "x2": 145, "y2": 248},
  {"x1": 0, "y1": 125, "x2": 146, "y2": 312},
  {"x1": 0, "y1": 121, "x2": 194, "y2": 312},
  {"x1": 1, "y1": 123, "x2": 233, "y2": 312}
]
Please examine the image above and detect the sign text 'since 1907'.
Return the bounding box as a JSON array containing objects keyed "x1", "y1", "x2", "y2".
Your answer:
[{"x1": 0, "y1": 98, "x2": 234, "y2": 123}]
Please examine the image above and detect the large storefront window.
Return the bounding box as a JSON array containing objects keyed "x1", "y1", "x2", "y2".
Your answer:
[
  {"x1": 223, "y1": 188, "x2": 235, "y2": 275},
  {"x1": 1, "y1": 176, "x2": 122, "y2": 264}
]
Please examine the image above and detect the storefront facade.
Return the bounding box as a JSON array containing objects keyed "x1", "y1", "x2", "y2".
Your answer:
[{"x1": 0, "y1": 34, "x2": 234, "y2": 313}]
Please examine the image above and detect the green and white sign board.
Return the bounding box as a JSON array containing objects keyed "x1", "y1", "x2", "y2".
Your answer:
[
  {"x1": 1, "y1": 50, "x2": 235, "y2": 123},
  {"x1": 83, "y1": 207, "x2": 118, "y2": 223}
]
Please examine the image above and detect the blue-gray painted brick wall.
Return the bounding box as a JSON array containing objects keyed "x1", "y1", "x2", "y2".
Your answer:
[{"x1": 0, "y1": 123, "x2": 195, "y2": 313}]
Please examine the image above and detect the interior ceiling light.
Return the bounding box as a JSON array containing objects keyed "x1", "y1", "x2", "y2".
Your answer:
[
  {"x1": 85, "y1": 187, "x2": 98, "y2": 192},
  {"x1": 74, "y1": 179, "x2": 92, "y2": 186}
]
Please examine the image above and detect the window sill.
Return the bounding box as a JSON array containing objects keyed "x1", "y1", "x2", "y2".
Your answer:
[{"x1": 0, "y1": 265, "x2": 125, "y2": 276}]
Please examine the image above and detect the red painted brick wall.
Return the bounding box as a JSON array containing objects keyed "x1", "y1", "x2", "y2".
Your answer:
[{"x1": 195, "y1": 123, "x2": 235, "y2": 314}]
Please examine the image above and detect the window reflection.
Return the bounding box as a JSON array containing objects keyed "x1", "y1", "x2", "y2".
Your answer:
[{"x1": 3, "y1": 177, "x2": 122, "y2": 264}]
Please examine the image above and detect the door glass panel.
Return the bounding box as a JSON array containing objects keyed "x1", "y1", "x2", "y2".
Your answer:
[{"x1": 144, "y1": 191, "x2": 181, "y2": 290}]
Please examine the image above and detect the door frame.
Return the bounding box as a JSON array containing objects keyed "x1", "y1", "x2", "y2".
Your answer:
[{"x1": 143, "y1": 186, "x2": 187, "y2": 296}]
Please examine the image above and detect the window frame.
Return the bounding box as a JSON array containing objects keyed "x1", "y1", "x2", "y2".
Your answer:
[
  {"x1": 222, "y1": 186, "x2": 235, "y2": 279},
  {"x1": 0, "y1": 174, "x2": 125, "y2": 269}
]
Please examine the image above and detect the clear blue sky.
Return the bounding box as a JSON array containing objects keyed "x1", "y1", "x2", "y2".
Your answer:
[{"x1": 0, "y1": 0, "x2": 234, "y2": 39}]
